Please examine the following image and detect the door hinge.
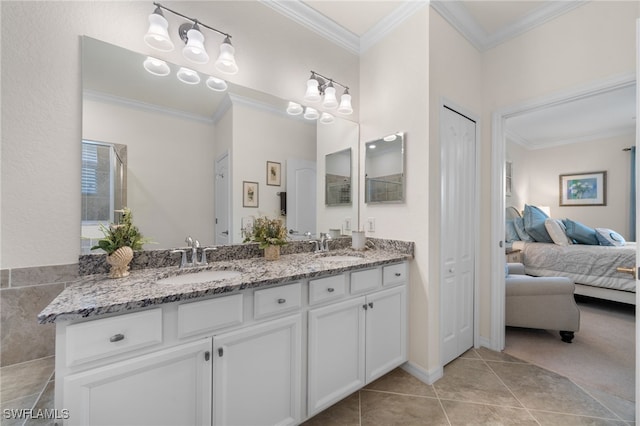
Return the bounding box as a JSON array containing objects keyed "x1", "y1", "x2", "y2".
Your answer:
[
  {"x1": 218, "y1": 347, "x2": 224, "y2": 357},
  {"x1": 204, "y1": 351, "x2": 210, "y2": 361}
]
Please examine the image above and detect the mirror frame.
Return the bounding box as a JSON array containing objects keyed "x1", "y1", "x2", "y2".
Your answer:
[{"x1": 364, "y1": 132, "x2": 405, "y2": 204}]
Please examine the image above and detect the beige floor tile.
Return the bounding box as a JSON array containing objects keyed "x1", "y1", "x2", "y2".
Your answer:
[
  {"x1": 301, "y1": 392, "x2": 360, "y2": 426},
  {"x1": 1, "y1": 393, "x2": 38, "y2": 426},
  {"x1": 360, "y1": 390, "x2": 448, "y2": 426},
  {"x1": 434, "y1": 358, "x2": 522, "y2": 407},
  {"x1": 365, "y1": 368, "x2": 437, "y2": 398},
  {"x1": 575, "y1": 383, "x2": 635, "y2": 423},
  {"x1": 441, "y1": 400, "x2": 539, "y2": 425},
  {"x1": 489, "y1": 362, "x2": 616, "y2": 419},
  {"x1": 530, "y1": 410, "x2": 630, "y2": 425},
  {"x1": 0, "y1": 357, "x2": 54, "y2": 403}
]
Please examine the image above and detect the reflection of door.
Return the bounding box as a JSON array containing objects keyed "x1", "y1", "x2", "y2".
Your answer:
[
  {"x1": 440, "y1": 106, "x2": 476, "y2": 366},
  {"x1": 286, "y1": 159, "x2": 316, "y2": 237},
  {"x1": 215, "y1": 152, "x2": 230, "y2": 245}
]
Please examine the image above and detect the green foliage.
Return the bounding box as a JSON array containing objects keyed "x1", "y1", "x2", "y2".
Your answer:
[
  {"x1": 91, "y1": 207, "x2": 149, "y2": 254},
  {"x1": 243, "y1": 216, "x2": 288, "y2": 249}
]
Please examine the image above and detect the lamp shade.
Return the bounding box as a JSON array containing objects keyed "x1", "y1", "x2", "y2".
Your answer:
[
  {"x1": 337, "y1": 92, "x2": 353, "y2": 115},
  {"x1": 143, "y1": 57, "x2": 170, "y2": 76},
  {"x1": 206, "y1": 76, "x2": 227, "y2": 91},
  {"x1": 286, "y1": 101, "x2": 303, "y2": 115},
  {"x1": 144, "y1": 9, "x2": 174, "y2": 52},
  {"x1": 215, "y1": 37, "x2": 239, "y2": 75},
  {"x1": 322, "y1": 85, "x2": 338, "y2": 109},
  {"x1": 183, "y1": 26, "x2": 209, "y2": 64},
  {"x1": 304, "y1": 77, "x2": 321, "y2": 102},
  {"x1": 320, "y1": 112, "x2": 335, "y2": 124},
  {"x1": 177, "y1": 67, "x2": 200, "y2": 84},
  {"x1": 303, "y1": 107, "x2": 319, "y2": 120}
]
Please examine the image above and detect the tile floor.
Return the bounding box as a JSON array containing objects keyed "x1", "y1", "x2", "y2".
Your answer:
[{"x1": 0, "y1": 348, "x2": 633, "y2": 425}]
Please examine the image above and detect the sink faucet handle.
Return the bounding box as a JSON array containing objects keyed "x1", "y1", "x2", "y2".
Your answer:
[
  {"x1": 171, "y1": 249, "x2": 188, "y2": 268},
  {"x1": 185, "y1": 236, "x2": 193, "y2": 246},
  {"x1": 200, "y1": 247, "x2": 217, "y2": 264}
]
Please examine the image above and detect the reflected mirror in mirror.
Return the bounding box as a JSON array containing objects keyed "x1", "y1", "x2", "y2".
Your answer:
[
  {"x1": 81, "y1": 36, "x2": 358, "y2": 251},
  {"x1": 365, "y1": 132, "x2": 405, "y2": 203},
  {"x1": 325, "y1": 148, "x2": 351, "y2": 206}
]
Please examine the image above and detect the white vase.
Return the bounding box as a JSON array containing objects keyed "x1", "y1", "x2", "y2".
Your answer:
[
  {"x1": 264, "y1": 245, "x2": 280, "y2": 261},
  {"x1": 106, "y1": 246, "x2": 134, "y2": 278}
]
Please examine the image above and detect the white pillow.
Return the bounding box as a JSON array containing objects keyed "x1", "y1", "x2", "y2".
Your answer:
[
  {"x1": 595, "y1": 228, "x2": 626, "y2": 246},
  {"x1": 544, "y1": 218, "x2": 572, "y2": 246}
]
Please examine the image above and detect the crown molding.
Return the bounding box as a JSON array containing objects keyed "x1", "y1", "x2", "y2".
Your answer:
[
  {"x1": 360, "y1": 1, "x2": 429, "y2": 54},
  {"x1": 431, "y1": 0, "x2": 589, "y2": 52},
  {"x1": 508, "y1": 127, "x2": 636, "y2": 151}
]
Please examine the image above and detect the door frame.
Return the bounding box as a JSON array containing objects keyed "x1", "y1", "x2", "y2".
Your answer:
[
  {"x1": 439, "y1": 99, "x2": 482, "y2": 363},
  {"x1": 489, "y1": 72, "x2": 637, "y2": 351}
]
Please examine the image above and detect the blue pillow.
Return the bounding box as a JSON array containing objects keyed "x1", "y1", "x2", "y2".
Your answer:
[
  {"x1": 513, "y1": 217, "x2": 534, "y2": 242},
  {"x1": 505, "y1": 220, "x2": 520, "y2": 242},
  {"x1": 595, "y1": 228, "x2": 626, "y2": 246},
  {"x1": 563, "y1": 219, "x2": 599, "y2": 245},
  {"x1": 523, "y1": 205, "x2": 553, "y2": 243}
]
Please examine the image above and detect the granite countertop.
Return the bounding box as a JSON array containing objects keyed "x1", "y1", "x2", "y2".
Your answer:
[{"x1": 38, "y1": 248, "x2": 412, "y2": 324}]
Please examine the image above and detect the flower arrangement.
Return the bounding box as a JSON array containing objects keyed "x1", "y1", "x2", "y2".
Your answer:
[
  {"x1": 243, "y1": 216, "x2": 288, "y2": 249},
  {"x1": 91, "y1": 207, "x2": 148, "y2": 254}
]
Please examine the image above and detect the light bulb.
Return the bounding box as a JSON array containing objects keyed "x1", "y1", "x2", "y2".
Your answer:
[
  {"x1": 304, "y1": 77, "x2": 321, "y2": 102},
  {"x1": 303, "y1": 107, "x2": 319, "y2": 120},
  {"x1": 320, "y1": 112, "x2": 335, "y2": 124},
  {"x1": 337, "y1": 92, "x2": 353, "y2": 115},
  {"x1": 144, "y1": 8, "x2": 174, "y2": 52},
  {"x1": 206, "y1": 76, "x2": 227, "y2": 91},
  {"x1": 322, "y1": 84, "x2": 338, "y2": 109},
  {"x1": 182, "y1": 25, "x2": 209, "y2": 64},
  {"x1": 143, "y1": 57, "x2": 170, "y2": 76},
  {"x1": 286, "y1": 102, "x2": 303, "y2": 115},
  {"x1": 176, "y1": 67, "x2": 200, "y2": 85},
  {"x1": 215, "y1": 37, "x2": 239, "y2": 75}
]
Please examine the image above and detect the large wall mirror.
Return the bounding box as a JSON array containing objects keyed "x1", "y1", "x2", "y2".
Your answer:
[
  {"x1": 364, "y1": 132, "x2": 405, "y2": 203},
  {"x1": 81, "y1": 36, "x2": 359, "y2": 252},
  {"x1": 325, "y1": 148, "x2": 351, "y2": 206}
]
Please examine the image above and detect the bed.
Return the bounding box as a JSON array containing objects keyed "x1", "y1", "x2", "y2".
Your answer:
[{"x1": 511, "y1": 240, "x2": 636, "y2": 305}]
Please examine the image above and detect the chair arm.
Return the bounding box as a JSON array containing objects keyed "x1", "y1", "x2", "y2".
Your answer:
[
  {"x1": 507, "y1": 263, "x2": 525, "y2": 275},
  {"x1": 506, "y1": 275, "x2": 575, "y2": 296}
]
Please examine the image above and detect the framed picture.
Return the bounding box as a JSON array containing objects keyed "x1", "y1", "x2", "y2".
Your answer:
[
  {"x1": 243, "y1": 181, "x2": 259, "y2": 207},
  {"x1": 266, "y1": 161, "x2": 281, "y2": 186},
  {"x1": 559, "y1": 171, "x2": 606, "y2": 206}
]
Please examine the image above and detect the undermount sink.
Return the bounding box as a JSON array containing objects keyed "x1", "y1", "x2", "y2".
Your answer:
[
  {"x1": 156, "y1": 269, "x2": 242, "y2": 285},
  {"x1": 317, "y1": 255, "x2": 363, "y2": 262}
]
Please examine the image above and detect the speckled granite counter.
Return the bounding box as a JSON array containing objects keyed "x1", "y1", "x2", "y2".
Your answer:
[{"x1": 39, "y1": 247, "x2": 412, "y2": 324}]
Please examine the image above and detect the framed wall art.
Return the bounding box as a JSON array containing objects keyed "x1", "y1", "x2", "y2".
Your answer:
[
  {"x1": 243, "y1": 181, "x2": 259, "y2": 207},
  {"x1": 559, "y1": 171, "x2": 606, "y2": 206},
  {"x1": 266, "y1": 161, "x2": 281, "y2": 186}
]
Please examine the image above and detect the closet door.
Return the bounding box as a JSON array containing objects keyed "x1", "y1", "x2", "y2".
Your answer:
[{"x1": 440, "y1": 106, "x2": 477, "y2": 365}]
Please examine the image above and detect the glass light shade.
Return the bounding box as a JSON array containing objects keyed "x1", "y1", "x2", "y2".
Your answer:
[
  {"x1": 183, "y1": 28, "x2": 209, "y2": 64},
  {"x1": 303, "y1": 107, "x2": 319, "y2": 120},
  {"x1": 143, "y1": 57, "x2": 170, "y2": 76},
  {"x1": 320, "y1": 112, "x2": 335, "y2": 124},
  {"x1": 322, "y1": 86, "x2": 338, "y2": 109},
  {"x1": 176, "y1": 67, "x2": 200, "y2": 85},
  {"x1": 214, "y1": 38, "x2": 239, "y2": 75},
  {"x1": 144, "y1": 12, "x2": 174, "y2": 52},
  {"x1": 286, "y1": 101, "x2": 303, "y2": 115},
  {"x1": 337, "y1": 93, "x2": 353, "y2": 115},
  {"x1": 304, "y1": 78, "x2": 321, "y2": 102},
  {"x1": 206, "y1": 76, "x2": 227, "y2": 91}
]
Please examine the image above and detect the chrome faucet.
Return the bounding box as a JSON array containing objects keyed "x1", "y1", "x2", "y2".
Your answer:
[
  {"x1": 319, "y1": 233, "x2": 332, "y2": 252},
  {"x1": 173, "y1": 236, "x2": 213, "y2": 268}
]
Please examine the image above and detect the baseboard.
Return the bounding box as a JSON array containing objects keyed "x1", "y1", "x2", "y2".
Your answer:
[
  {"x1": 401, "y1": 361, "x2": 443, "y2": 385},
  {"x1": 476, "y1": 336, "x2": 495, "y2": 351}
]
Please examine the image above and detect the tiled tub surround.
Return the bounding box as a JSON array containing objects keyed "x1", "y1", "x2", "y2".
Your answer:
[{"x1": 40, "y1": 243, "x2": 413, "y2": 323}]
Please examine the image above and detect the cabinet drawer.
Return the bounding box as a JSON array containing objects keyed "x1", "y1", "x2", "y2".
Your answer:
[
  {"x1": 254, "y1": 282, "x2": 302, "y2": 319},
  {"x1": 309, "y1": 275, "x2": 346, "y2": 305},
  {"x1": 383, "y1": 263, "x2": 407, "y2": 286},
  {"x1": 350, "y1": 268, "x2": 381, "y2": 294},
  {"x1": 178, "y1": 294, "x2": 243, "y2": 338},
  {"x1": 66, "y1": 308, "x2": 162, "y2": 366}
]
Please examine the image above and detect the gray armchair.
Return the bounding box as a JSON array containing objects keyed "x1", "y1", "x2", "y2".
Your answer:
[{"x1": 506, "y1": 263, "x2": 580, "y2": 343}]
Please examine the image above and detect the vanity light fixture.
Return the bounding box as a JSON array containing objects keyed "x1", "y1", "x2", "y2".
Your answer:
[
  {"x1": 303, "y1": 107, "x2": 319, "y2": 120},
  {"x1": 176, "y1": 67, "x2": 200, "y2": 85},
  {"x1": 144, "y1": 2, "x2": 238, "y2": 75},
  {"x1": 206, "y1": 76, "x2": 228, "y2": 92},
  {"x1": 143, "y1": 56, "x2": 170, "y2": 76},
  {"x1": 319, "y1": 112, "x2": 335, "y2": 124},
  {"x1": 303, "y1": 71, "x2": 352, "y2": 115},
  {"x1": 286, "y1": 101, "x2": 303, "y2": 115}
]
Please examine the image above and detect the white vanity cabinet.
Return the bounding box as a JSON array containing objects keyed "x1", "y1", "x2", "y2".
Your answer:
[
  {"x1": 307, "y1": 268, "x2": 407, "y2": 417},
  {"x1": 63, "y1": 338, "x2": 212, "y2": 426}
]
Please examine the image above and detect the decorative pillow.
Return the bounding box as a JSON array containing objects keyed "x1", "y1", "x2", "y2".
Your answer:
[
  {"x1": 595, "y1": 228, "x2": 626, "y2": 246},
  {"x1": 505, "y1": 220, "x2": 520, "y2": 242},
  {"x1": 563, "y1": 219, "x2": 599, "y2": 245},
  {"x1": 513, "y1": 217, "x2": 534, "y2": 242},
  {"x1": 544, "y1": 218, "x2": 572, "y2": 246},
  {"x1": 523, "y1": 205, "x2": 553, "y2": 243}
]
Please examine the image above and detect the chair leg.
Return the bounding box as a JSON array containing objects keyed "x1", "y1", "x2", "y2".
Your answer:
[{"x1": 559, "y1": 331, "x2": 574, "y2": 343}]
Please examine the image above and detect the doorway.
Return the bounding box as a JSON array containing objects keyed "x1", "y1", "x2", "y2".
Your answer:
[{"x1": 215, "y1": 151, "x2": 231, "y2": 245}]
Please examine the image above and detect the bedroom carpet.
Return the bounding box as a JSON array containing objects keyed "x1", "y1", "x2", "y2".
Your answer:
[{"x1": 504, "y1": 296, "x2": 634, "y2": 414}]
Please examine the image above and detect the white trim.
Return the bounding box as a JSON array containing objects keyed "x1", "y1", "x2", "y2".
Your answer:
[
  {"x1": 401, "y1": 361, "x2": 443, "y2": 385},
  {"x1": 431, "y1": 0, "x2": 588, "y2": 52},
  {"x1": 508, "y1": 127, "x2": 636, "y2": 151},
  {"x1": 360, "y1": 1, "x2": 429, "y2": 54},
  {"x1": 490, "y1": 72, "x2": 637, "y2": 353}
]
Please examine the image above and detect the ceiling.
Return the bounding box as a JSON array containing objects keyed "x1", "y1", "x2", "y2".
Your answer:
[{"x1": 283, "y1": 0, "x2": 637, "y2": 149}]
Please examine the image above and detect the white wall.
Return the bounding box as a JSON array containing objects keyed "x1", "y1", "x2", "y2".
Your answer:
[
  {"x1": 83, "y1": 97, "x2": 216, "y2": 248},
  {"x1": 0, "y1": 1, "x2": 359, "y2": 269},
  {"x1": 508, "y1": 134, "x2": 635, "y2": 239},
  {"x1": 505, "y1": 138, "x2": 530, "y2": 211}
]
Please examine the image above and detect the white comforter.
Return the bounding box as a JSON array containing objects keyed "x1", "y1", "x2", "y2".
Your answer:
[{"x1": 512, "y1": 241, "x2": 636, "y2": 293}]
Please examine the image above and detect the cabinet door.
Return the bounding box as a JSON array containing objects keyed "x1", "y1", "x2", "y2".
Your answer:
[
  {"x1": 64, "y1": 338, "x2": 212, "y2": 426},
  {"x1": 213, "y1": 314, "x2": 301, "y2": 426},
  {"x1": 307, "y1": 296, "x2": 366, "y2": 416},
  {"x1": 365, "y1": 286, "x2": 407, "y2": 383}
]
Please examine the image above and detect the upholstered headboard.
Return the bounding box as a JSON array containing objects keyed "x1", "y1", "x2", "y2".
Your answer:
[{"x1": 506, "y1": 206, "x2": 521, "y2": 219}]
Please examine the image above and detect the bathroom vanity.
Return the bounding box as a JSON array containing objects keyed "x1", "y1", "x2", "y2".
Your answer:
[{"x1": 40, "y1": 249, "x2": 410, "y2": 426}]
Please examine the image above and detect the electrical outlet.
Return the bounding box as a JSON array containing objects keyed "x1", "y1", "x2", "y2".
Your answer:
[
  {"x1": 367, "y1": 217, "x2": 375, "y2": 232},
  {"x1": 344, "y1": 217, "x2": 351, "y2": 232}
]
